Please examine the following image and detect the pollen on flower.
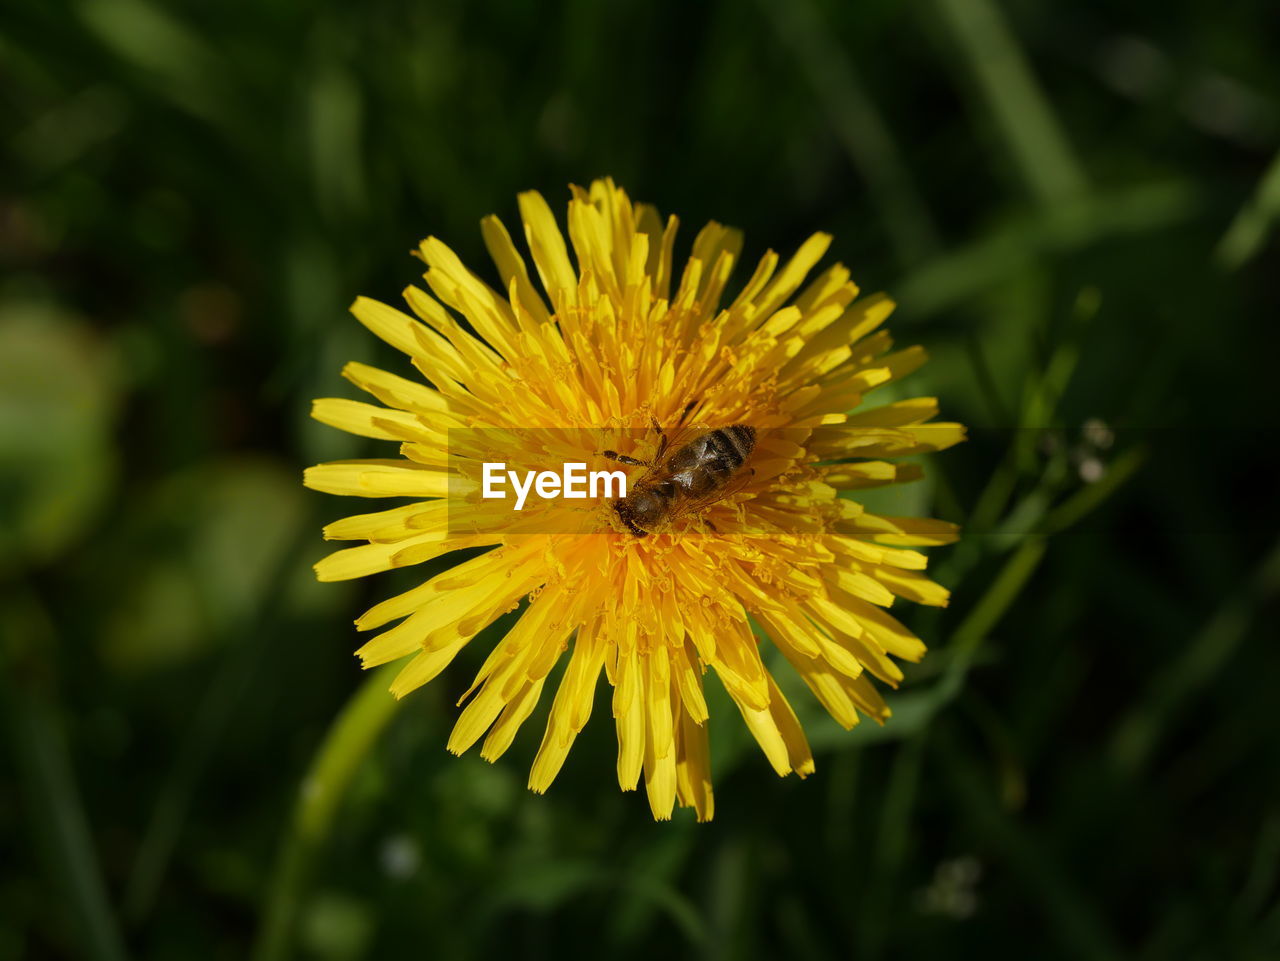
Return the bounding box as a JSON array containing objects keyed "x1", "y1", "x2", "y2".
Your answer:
[{"x1": 304, "y1": 178, "x2": 964, "y2": 821}]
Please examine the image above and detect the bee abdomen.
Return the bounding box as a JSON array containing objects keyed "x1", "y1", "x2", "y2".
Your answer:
[{"x1": 707, "y1": 425, "x2": 756, "y2": 471}]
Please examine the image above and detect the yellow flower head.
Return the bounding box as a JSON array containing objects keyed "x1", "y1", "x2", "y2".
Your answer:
[{"x1": 304, "y1": 179, "x2": 964, "y2": 821}]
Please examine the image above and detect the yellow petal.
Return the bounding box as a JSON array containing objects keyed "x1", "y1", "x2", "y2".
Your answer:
[
  {"x1": 311, "y1": 398, "x2": 431, "y2": 442},
  {"x1": 518, "y1": 189, "x2": 578, "y2": 305},
  {"x1": 675, "y1": 707, "x2": 714, "y2": 821},
  {"x1": 304, "y1": 460, "x2": 451, "y2": 498},
  {"x1": 732, "y1": 673, "x2": 814, "y2": 778}
]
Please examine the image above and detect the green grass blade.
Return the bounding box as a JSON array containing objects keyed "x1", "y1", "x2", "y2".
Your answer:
[
  {"x1": 898, "y1": 182, "x2": 1196, "y2": 318},
  {"x1": 933, "y1": 0, "x2": 1087, "y2": 208},
  {"x1": 938, "y1": 729, "x2": 1124, "y2": 961},
  {"x1": 2, "y1": 590, "x2": 130, "y2": 961},
  {"x1": 1216, "y1": 148, "x2": 1280, "y2": 270},
  {"x1": 1110, "y1": 536, "x2": 1280, "y2": 774},
  {"x1": 761, "y1": 0, "x2": 941, "y2": 266}
]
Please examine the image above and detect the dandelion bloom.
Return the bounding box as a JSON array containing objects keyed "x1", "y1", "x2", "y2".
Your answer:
[{"x1": 305, "y1": 179, "x2": 963, "y2": 820}]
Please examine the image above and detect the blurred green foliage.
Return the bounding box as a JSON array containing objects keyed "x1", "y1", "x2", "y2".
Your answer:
[{"x1": 2, "y1": 0, "x2": 1279, "y2": 959}]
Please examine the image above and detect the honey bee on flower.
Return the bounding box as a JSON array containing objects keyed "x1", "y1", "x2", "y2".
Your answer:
[{"x1": 304, "y1": 179, "x2": 964, "y2": 820}]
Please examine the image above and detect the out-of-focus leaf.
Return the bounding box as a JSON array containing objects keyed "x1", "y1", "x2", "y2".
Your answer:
[
  {"x1": 0, "y1": 302, "x2": 118, "y2": 573},
  {"x1": 299, "y1": 891, "x2": 373, "y2": 961},
  {"x1": 99, "y1": 457, "x2": 312, "y2": 670},
  {"x1": 483, "y1": 859, "x2": 605, "y2": 913},
  {"x1": 77, "y1": 0, "x2": 232, "y2": 125},
  {"x1": 1216, "y1": 148, "x2": 1280, "y2": 270}
]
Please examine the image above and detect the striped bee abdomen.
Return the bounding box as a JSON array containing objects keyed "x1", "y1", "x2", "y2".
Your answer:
[
  {"x1": 712, "y1": 425, "x2": 756, "y2": 467},
  {"x1": 666, "y1": 425, "x2": 756, "y2": 494}
]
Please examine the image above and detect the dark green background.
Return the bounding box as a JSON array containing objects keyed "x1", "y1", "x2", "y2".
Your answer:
[{"x1": 3, "y1": 0, "x2": 1279, "y2": 959}]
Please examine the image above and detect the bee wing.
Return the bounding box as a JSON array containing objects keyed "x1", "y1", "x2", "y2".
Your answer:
[
  {"x1": 662, "y1": 463, "x2": 759, "y2": 531},
  {"x1": 652, "y1": 420, "x2": 708, "y2": 465}
]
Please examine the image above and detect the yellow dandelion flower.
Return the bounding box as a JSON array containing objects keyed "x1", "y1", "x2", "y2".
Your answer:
[{"x1": 304, "y1": 179, "x2": 964, "y2": 821}]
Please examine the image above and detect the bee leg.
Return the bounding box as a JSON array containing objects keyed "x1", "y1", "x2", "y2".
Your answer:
[
  {"x1": 703, "y1": 518, "x2": 720, "y2": 534},
  {"x1": 649, "y1": 415, "x2": 669, "y2": 461},
  {"x1": 600, "y1": 450, "x2": 648, "y2": 467}
]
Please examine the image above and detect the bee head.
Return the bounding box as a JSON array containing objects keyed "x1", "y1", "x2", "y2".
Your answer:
[
  {"x1": 612, "y1": 500, "x2": 648, "y2": 537},
  {"x1": 614, "y1": 488, "x2": 669, "y2": 537}
]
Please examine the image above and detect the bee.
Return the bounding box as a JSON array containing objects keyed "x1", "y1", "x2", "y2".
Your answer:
[{"x1": 601, "y1": 423, "x2": 757, "y2": 536}]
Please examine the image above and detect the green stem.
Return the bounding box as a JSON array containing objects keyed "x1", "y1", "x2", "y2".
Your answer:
[
  {"x1": 949, "y1": 536, "x2": 1047, "y2": 660},
  {"x1": 252, "y1": 667, "x2": 403, "y2": 961},
  {"x1": 1039, "y1": 446, "x2": 1146, "y2": 536}
]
